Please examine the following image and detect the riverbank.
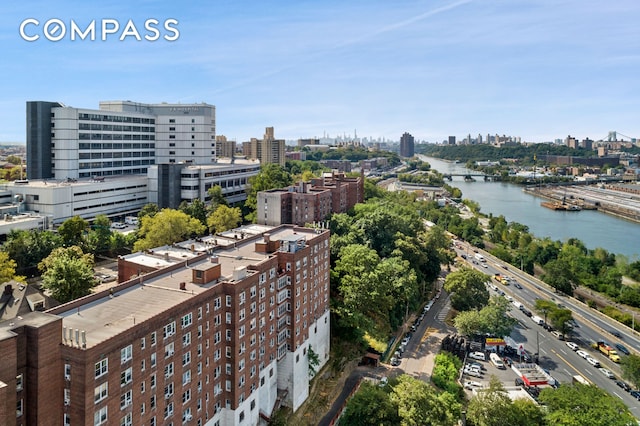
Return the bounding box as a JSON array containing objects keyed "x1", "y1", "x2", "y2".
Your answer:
[{"x1": 525, "y1": 184, "x2": 640, "y2": 224}]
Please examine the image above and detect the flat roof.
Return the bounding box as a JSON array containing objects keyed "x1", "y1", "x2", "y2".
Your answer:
[
  {"x1": 2, "y1": 174, "x2": 147, "y2": 190},
  {"x1": 60, "y1": 225, "x2": 325, "y2": 348}
]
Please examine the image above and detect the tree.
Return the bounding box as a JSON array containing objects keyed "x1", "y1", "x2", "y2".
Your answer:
[
  {"x1": 207, "y1": 185, "x2": 228, "y2": 210},
  {"x1": 6, "y1": 155, "x2": 22, "y2": 165},
  {"x1": 542, "y1": 258, "x2": 574, "y2": 294},
  {"x1": 3, "y1": 229, "x2": 63, "y2": 275},
  {"x1": 87, "y1": 214, "x2": 112, "y2": 254},
  {"x1": 0, "y1": 251, "x2": 25, "y2": 283},
  {"x1": 389, "y1": 375, "x2": 460, "y2": 426},
  {"x1": 133, "y1": 209, "x2": 206, "y2": 252},
  {"x1": 548, "y1": 308, "x2": 573, "y2": 338},
  {"x1": 307, "y1": 346, "x2": 320, "y2": 378},
  {"x1": 538, "y1": 383, "x2": 635, "y2": 425},
  {"x1": 39, "y1": 246, "x2": 96, "y2": 303},
  {"x1": 478, "y1": 297, "x2": 517, "y2": 337},
  {"x1": 443, "y1": 267, "x2": 490, "y2": 311},
  {"x1": 341, "y1": 382, "x2": 400, "y2": 426},
  {"x1": 620, "y1": 354, "x2": 640, "y2": 389},
  {"x1": 58, "y1": 216, "x2": 89, "y2": 247},
  {"x1": 467, "y1": 377, "x2": 518, "y2": 426},
  {"x1": 534, "y1": 299, "x2": 557, "y2": 327},
  {"x1": 179, "y1": 198, "x2": 208, "y2": 228},
  {"x1": 207, "y1": 205, "x2": 242, "y2": 234},
  {"x1": 245, "y1": 164, "x2": 292, "y2": 221},
  {"x1": 138, "y1": 203, "x2": 159, "y2": 220}
]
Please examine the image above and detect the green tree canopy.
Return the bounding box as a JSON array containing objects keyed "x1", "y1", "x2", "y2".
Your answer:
[
  {"x1": 207, "y1": 185, "x2": 228, "y2": 211},
  {"x1": 340, "y1": 382, "x2": 401, "y2": 426},
  {"x1": 0, "y1": 251, "x2": 25, "y2": 283},
  {"x1": 3, "y1": 229, "x2": 63, "y2": 275},
  {"x1": 389, "y1": 375, "x2": 460, "y2": 426},
  {"x1": 620, "y1": 354, "x2": 640, "y2": 389},
  {"x1": 538, "y1": 383, "x2": 635, "y2": 426},
  {"x1": 179, "y1": 198, "x2": 208, "y2": 228},
  {"x1": 133, "y1": 209, "x2": 206, "y2": 252},
  {"x1": 38, "y1": 246, "x2": 96, "y2": 303},
  {"x1": 207, "y1": 205, "x2": 242, "y2": 234},
  {"x1": 138, "y1": 203, "x2": 159, "y2": 220},
  {"x1": 58, "y1": 216, "x2": 89, "y2": 247},
  {"x1": 87, "y1": 214, "x2": 112, "y2": 254},
  {"x1": 443, "y1": 267, "x2": 490, "y2": 311}
]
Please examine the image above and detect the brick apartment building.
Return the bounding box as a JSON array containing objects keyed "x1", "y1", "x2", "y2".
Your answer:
[
  {"x1": 257, "y1": 172, "x2": 364, "y2": 226},
  {"x1": 0, "y1": 225, "x2": 330, "y2": 426}
]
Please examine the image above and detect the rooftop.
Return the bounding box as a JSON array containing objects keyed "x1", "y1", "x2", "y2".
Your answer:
[{"x1": 59, "y1": 225, "x2": 325, "y2": 348}]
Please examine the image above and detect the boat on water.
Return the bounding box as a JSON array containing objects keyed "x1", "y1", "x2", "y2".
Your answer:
[{"x1": 540, "y1": 201, "x2": 582, "y2": 211}]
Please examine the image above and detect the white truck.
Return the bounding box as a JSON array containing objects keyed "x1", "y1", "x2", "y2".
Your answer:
[
  {"x1": 125, "y1": 216, "x2": 139, "y2": 225},
  {"x1": 474, "y1": 253, "x2": 486, "y2": 262}
]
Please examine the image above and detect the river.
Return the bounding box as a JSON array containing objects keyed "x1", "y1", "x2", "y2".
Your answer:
[{"x1": 418, "y1": 155, "x2": 640, "y2": 259}]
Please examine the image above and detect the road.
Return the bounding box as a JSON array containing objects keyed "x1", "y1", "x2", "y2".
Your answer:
[{"x1": 454, "y1": 241, "x2": 640, "y2": 416}]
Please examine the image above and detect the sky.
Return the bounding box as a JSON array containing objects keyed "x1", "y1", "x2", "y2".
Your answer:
[{"x1": 1, "y1": 0, "x2": 639, "y2": 144}]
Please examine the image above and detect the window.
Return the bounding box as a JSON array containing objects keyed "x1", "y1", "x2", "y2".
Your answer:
[
  {"x1": 95, "y1": 359, "x2": 108, "y2": 379},
  {"x1": 141, "y1": 337, "x2": 146, "y2": 350},
  {"x1": 165, "y1": 342, "x2": 175, "y2": 358},
  {"x1": 151, "y1": 373, "x2": 157, "y2": 389},
  {"x1": 183, "y1": 351, "x2": 191, "y2": 366},
  {"x1": 120, "y1": 390, "x2": 133, "y2": 409},
  {"x1": 16, "y1": 398, "x2": 23, "y2": 417},
  {"x1": 120, "y1": 412, "x2": 132, "y2": 426},
  {"x1": 120, "y1": 367, "x2": 133, "y2": 387},
  {"x1": 151, "y1": 332, "x2": 157, "y2": 346},
  {"x1": 164, "y1": 401, "x2": 174, "y2": 419},
  {"x1": 151, "y1": 352, "x2": 157, "y2": 367},
  {"x1": 16, "y1": 374, "x2": 23, "y2": 391},
  {"x1": 182, "y1": 370, "x2": 191, "y2": 386},
  {"x1": 164, "y1": 383, "x2": 174, "y2": 399},
  {"x1": 214, "y1": 297, "x2": 221, "y2": 310},
  {"x1": 183, "y1": 332, "x2": 191, "y2": 347},
  {"x1": 181, "y1": 313, "x2": 193, "y2": 329},
  {"x1": 182, "y1": 389, "x2": 191, "y2": 404},
  {"x1": 94, "y1": 406, "x2": 108, "y2": 425},
  {"x1": 95, "y1": 382, "x2": 108, "y2": 403},
  {"x1": 165, "y1": 362, "x2": 174, "y2": 378},
  {"x1": 164, "y1": 321, "x2": 176, "y2": 339},
  {"x1": 121, "y1": 345, "x2": 133, "y2": 364},
  {"x1": 226, "y1": 295, "x2": 232, "y2": 307},
  {"x1": 151, "y1": 394, "x2": 156, "y2": 409}
]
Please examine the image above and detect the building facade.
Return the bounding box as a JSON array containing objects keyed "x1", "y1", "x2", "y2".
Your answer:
[
  {"x1": 399, "y1": 132, "x2": 415, "y2": 157},
  {"x1": 27, "y1": 100, "x2": 216, "y2": 181},
  {"x1": 247, "y1": 128, "x2": 285, "y2": 167},
  {"x1": 257, "y1": 172, "x2": 364, "y2": 226},
  {"x1": 0, "y1": 225, "x2": 331, "y2": 426}
]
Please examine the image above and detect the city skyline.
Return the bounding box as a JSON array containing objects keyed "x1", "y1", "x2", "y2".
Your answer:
[{"x1": 1, "y1": 0, "x2": 639, "y2": 144}]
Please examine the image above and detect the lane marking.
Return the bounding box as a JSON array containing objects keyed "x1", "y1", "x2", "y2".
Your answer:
[{"x1": 551, "y1": 349, "x2": 593, "y2": 381}]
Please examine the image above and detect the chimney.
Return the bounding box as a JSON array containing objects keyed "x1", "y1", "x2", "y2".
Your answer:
[
  {"x1": 179, "y1": 282, "x2": 186, "y2": 291},
  {"x1": 3, "y1": 284, "x2": 13, "y2": 296},
  {"x1": 210, "y1": 256, "x2": 219, "y2": 264},
  {"x1": 264, "y1": 233, "x2": 271, "y2": 244}
]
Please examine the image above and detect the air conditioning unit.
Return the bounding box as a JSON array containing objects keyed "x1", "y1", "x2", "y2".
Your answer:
[
  {"x1": 185, "y1": 414, "x2": 193, "y2": 421},
  {"x1": 64, "y1": 398, "x2": 70, "y2": 406},
  {"x1": 64, "y1": 374, "x2": 71, "y2": 381}
]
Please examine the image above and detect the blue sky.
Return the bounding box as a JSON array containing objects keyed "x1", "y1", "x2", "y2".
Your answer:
[{"x1": 1, "y1": 0, "x2": 639, "y2": 143}]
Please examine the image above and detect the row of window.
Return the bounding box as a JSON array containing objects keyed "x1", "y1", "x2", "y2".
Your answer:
[
  {"x1": 78, "y1": 113, "x2": 155, "y2": 124},
  {"x1": 79, "y1": 151, "x2": 154, "y2": 159},
  {"x1": 78, "y1": 142, "x2": 156, "y2": 150},
  {"x1": 79, "y1": 133, "x2": 155, "y2": 141},
  {"x1": 79, "y1": 159, "x2": 154, "y2": 169},
  {"x1": 78, "y1": 123, "x2": 154, "y2": 132}
]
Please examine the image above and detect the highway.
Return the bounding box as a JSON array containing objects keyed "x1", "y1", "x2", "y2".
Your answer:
[{"x1": 454, "y1": 241, "x2": 640, "y2": 416}]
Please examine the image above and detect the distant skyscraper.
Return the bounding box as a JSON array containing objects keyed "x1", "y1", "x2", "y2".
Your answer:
[
  {"x1": 248, "y1": 127, "x2": 286, "y2": 166},
  {"x1": 448, "y1": 136, "x2": 456, "y2": 145},
  {"x1": 399, "y1": 132, "x2": 415, "y2": 157}
]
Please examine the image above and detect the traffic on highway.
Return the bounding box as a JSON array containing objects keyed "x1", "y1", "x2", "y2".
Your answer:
[{"x1": 453, "y1": 240, "x2": 640, "y2": 414}]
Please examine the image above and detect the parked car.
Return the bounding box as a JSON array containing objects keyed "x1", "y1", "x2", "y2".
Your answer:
[
  {"x1": 466, "y1": 362, "x2": 485, "y2": 371},
  {"x1": 521, "y1": 309, "x2": 532, "y2": 317},
  {"x1": 111, "y1": 222, "x2": 127, "y2": 229},
  {"x1": 615, "y1": 380, "x2": 631, "y2": 392},
  {"x1": 630, "y1": 390, "x2": 640, "y2": 401},
  {"x1": 468, "y1": 351, "x2": 486, "y2": 361},
  {"x1": 379, "y1": 376, "x2": 388, "y2": 387},
  {"x1": 565, "y1": 341, "x2": 579, "y2": 351},
  {"x1": 576, "y1": 350, "x2": 589, "y2": 359},
  {"x1": 615, "y1": 343, "x2": 630, "y2": 355},
  {"x1": 464, "y1": 380, "x2": 483, "y2": 390},
  {"x1": 390, "y1": 357, "x2": 400, "y2": 366},
  {"x1": 464, "y1": 369, "x2": 483, "y2": 378},
  {"x1": 599, "y1": 368, "x2": 615, "y2": 379},
  {"x1": 586, "y1": 356, "x2": 600, "y2": 367}
]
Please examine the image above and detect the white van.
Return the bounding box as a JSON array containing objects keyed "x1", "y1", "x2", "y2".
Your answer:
[
  {"x1": 531, "y1": 315, "x2": 544, "y2": 326},
  {"x1": 489, "y1": 353, "x2": 506, "y2": 369},
  {"x1": 125, "y1": 216, "x2": 139, "y2": 225},
  {"x1": 512, "y1": 301, "x2": 523, "y2": 310}
]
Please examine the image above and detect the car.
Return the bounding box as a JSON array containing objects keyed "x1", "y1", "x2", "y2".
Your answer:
[
  {"x1": 515, "y1": 377, "x2": 524, "y2": 387},
  {"x1": 566, "y1": 342, "x2": 579, "y2": 351},
  {"x1": 615, "y1": 380, "x2": 631, "y2": 392},
  {"x1": 501, "y1": 265, "x2": 509, "y2": 270},
  {"x1": 504, "y1": 295, "x2": 513, "y2": 302},
  {"x1": 390, "y1": 357, "x2": 400, "y2": 366},
  {"x1": 464, "y1": 380, "x2": 483, "y2": 390},
  {"x1": 586, "y1": 356, "x2": 600, "y2": 367},
  {"x1": 551, "y1": 330, "x2": 564, "y2": 340},
  {"x1": 466, "y1": 362, "x2": 484, "y2": 371},
  {"x1": 599, "y1": 368, "x2": 615, "y2": 379},
  {"x1": 111, "y1": 222, "x2": 127, "y2": 229},
  {"x1": 609, "y1": 330, "x2": 622, "y2": 338},
  {"x1": 379, "y1": 376, "x2": 388, "y2": 387},
  {"x1": 410, "y1": 324, "x2": 417, "y2": 332},
  {"x1": 461, "y1": 254, "x2": 467, "y2": 259},
  {"x1": 576, "y1": 350, "x2": 589, "y2": 359},
  {"x1": 468, "y1": 351, "x2": 486, "y2": 361},
  {"x1": 481, "y1": 263, "x2": 488, "y2": 268},
  {"x1": 513, "y1": 282, "x2": 522, "y2": 289},
  {"x1": 522, "y1": 309, "x2": 532, "y2": 317},
  {"x1": 464, "y1": 369, "x2": 483, "y2": 378},
  {"x1": 615, "y1": 343, "x2": 630, "y2": 355},
  {"x1": 630, "y1": 390, "x2": 640, "y2": 401}
]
